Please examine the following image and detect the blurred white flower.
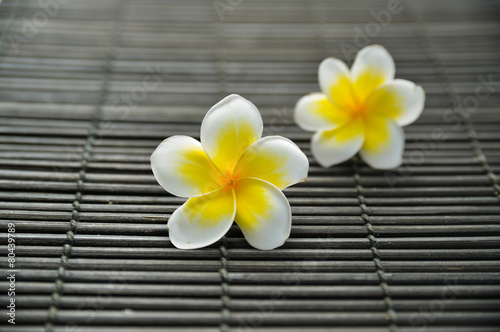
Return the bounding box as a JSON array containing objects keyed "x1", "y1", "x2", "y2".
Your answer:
[{"x1": 295, "y1": 45, "x2": 425, "y2": 169}]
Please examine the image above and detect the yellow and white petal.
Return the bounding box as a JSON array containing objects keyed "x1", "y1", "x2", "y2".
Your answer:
[
  {"x1": 234, "y1": 178, "x2": 291, "y2": 250},
  {"x1": 318, "y1": 57, "x2": 359, "y2": 111},
  {"x1": 351, "y1": 45, "x2": 395, "y2": 102},
  {"x1": 233, "y1": 136, "x2": 309, "y2": 190},
  {"x1": 151, "y1": 135, "x2": 226, "y2": 198},
  {"x1": 359, "y1": 117, "x2": 404, "y2": 169},
  {"x1": 294, "y1": 93, "x2": 351, "y2": 131},
  {"x1": 201, "y1": 94, "x2": 263, "y2": 176},
  {"x1": 168, "y1": 188, "x2": 235, "y2": 249},
  {"x1": 365, "y1": 79, "x2": 425, "y2": 126},
  {"x1": 311, "y1": 119, "x2": 365, "y2": 168}
]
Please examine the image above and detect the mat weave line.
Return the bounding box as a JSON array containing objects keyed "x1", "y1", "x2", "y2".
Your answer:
[
  {"x1": 43, "y1": 1, "x2": 124, "y2": 330},
  {"x1": 403, "y1": 0, "x2": 500, "y2": 202},
  {"x1": 309, "y1": 1, "x2": 399, "y2": 330}
]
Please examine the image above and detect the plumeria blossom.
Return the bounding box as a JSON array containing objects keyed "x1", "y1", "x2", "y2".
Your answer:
[
  {"x1": 151, "y1": 94, "x2": 309, "y2": 250},
  {"x1": 294, "y1": 45, "x2": 425, "y2": 169}
]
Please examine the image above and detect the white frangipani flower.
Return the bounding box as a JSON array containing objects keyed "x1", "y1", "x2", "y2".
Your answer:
[
  {"x1": 294, "y1": 45, "x2": 425, "y2": 169},
  {"x1": 151, "y1": 94, "x2": 309, "y2": 250}
]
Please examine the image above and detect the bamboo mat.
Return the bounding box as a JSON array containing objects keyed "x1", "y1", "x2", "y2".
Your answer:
[{"x1": 1, "y1": 0, "x2": 500, "y2": 331}]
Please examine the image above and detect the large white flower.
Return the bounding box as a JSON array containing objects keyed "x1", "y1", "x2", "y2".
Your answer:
[
  {"x1": 151, "y1": 94, "x2": 309, "y2": 250},
  {"x1": 294, "y1": 45, "x2": 425, "y2": 169}
]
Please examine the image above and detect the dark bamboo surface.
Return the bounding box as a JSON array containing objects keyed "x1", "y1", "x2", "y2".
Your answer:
[{"x1": 0, "y1": 0, "x2": 500, "y2": 331}]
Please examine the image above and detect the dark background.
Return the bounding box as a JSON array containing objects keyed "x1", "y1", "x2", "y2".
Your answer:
[{"x1": 0, "y1": 0, "x2": 499, "y2": 331}]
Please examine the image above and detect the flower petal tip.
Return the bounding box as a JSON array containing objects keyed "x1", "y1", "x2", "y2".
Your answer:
[
  {"x1": 366, "y1": 157, "x2": 402, "y2": 170},
  {"x1": 251, "y1": 235, "x2": 289, "y2": 251}
]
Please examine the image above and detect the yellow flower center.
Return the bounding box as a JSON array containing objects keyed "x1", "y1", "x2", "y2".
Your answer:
[
  {"x1": 347, "y1": 100, "x2": 369, "y2": 121},
  {"x1": 322, "y1": 70, "x2": 398, "y2": 154},
  {"x1": 220, "y1": 168, "x2": 242, "y2": 192}
]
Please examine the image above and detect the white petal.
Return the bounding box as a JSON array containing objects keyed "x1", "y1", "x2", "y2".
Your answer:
[
  {"x1": 168, "y1": 188, "x2": 235, "y2": 249},
  {"x1": 234, "y1": 178, "x2": 291, "y2": 250},
  {"x1": 201, "y1": 94, "x2": 263, "y2": 175},
  {"x1": 359, "y1": 119, "x2": 404, "y2": 169},
  {"x1": 366, "y1": 79, "x2": 425, "y2": 126},
  {"x1": 234, "y1": 136, "x2": 309, "y2": 190},
  {"x1": 351, "y1": 45, "x2": 395, "y2": 101},
  {"x1": 318, "y1": 57, "x2": 358, "y2": 110},
  {"x1": 151, "y1": 135, "x2": 226, "y2": 198},
  {"x1": 294, "y1": 93, "x2": 351, "y2": 131},
  {"x1": 311, "y1": 119, "x2": 365, "y2": 167}
]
